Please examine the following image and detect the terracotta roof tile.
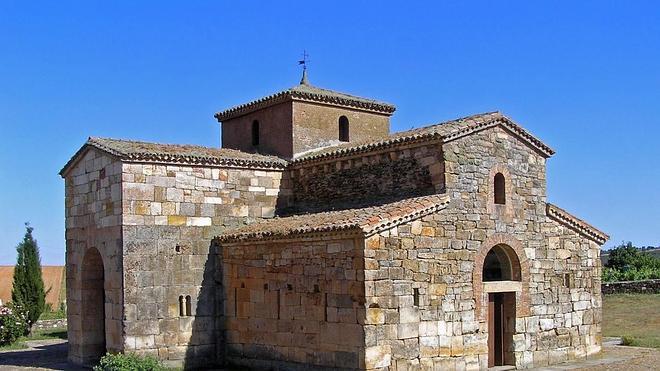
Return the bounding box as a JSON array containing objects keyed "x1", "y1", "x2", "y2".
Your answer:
[
  {"x1": 214, "y1": 82, "x2": 396, "y2": 121},
  {"x1": 60, "y1": 137, "x2": 288, "y2": 176},
  {"x1": 547, "y1": 203, "x2": 609, "y2": 244},
  {"x1": 215, "y1": 194, "x2": 451, "y2": 243},
  {"x1": 291, "y1": 111, "x2": 555, "y2": 164}
]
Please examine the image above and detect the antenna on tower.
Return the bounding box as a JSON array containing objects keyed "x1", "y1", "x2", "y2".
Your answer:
[{"x1": 298, "y1": 50, "x2": 310, "y2": 85}]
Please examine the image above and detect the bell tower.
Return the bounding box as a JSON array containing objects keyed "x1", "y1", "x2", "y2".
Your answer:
[{"x1": 215, "y1": 72, "x2": 396, "y2": 159}]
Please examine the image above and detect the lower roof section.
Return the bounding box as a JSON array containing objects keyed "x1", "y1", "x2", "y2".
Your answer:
[
  {"x1": 216, "y1": 194, "x2": 451, "y2": 243},
  {"x1": 60, "y1": 137, "x2": 288, "y2": 176}
]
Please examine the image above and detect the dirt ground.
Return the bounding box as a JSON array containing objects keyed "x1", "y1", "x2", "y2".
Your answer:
[
  {"x1": 0, "y1": 339, "x2": 657, "y2": 370},
  {"x1": 535, "y1": 344, "x2": 660, "y2": 370},
  {"x1": 0, "y1": 339, "x2": 83, "y2": 371}
]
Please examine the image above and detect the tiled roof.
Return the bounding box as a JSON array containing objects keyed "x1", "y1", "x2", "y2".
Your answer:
[
  {"x1": 216, "y1": 194, "x2": 451, "y2": 243},
  {"x1": 214, "y1": 82, "x2": 396, "y2": 121},
  {"x1": 291, "y1": 111, "x2": 555, "y2": 164},
  {"x1": 547, "y1": 203, "x2": 609, "y2": 244},
  {"x1": 60, "y1": 137, "x2": 288, "y2": 176}
]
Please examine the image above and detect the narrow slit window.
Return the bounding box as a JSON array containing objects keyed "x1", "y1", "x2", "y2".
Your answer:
[
  {"x1": 338, "y1": 116, "x2": 349, "y2": 142},
  {"x1": 413, "y1": 288, "x2": 420, "y2": 306},
  {"x1": 179, "y1": 295, "x2": 185, "y2": 317},
  {"x1": 185, "y1": 295, "x2": 192, "y2": 316},
  {"x1": 563, "y1": 273, "x2": 571, "y2": 288},
  {"x1": 251, "y1": 120, "x2": 260, "y2": 146},
  {"x1": 494, "y1": 173, "x2": 506, "y2": 205}
]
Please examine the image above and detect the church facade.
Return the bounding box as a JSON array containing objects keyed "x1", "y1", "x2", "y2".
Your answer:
[{"x1": 61, "y1": 74, "x2": 608, "y2": 370}]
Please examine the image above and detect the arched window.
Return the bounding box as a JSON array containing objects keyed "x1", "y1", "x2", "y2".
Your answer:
[
  {"x1": 179, "y1": 295, "x2": 185, "y2": 316},
  {"x1": 482, "y1": 244, "x2": 521, "y2": 282},
  {"x1": 185, "y1": 295, "x2": 192, "y2": 316},
  {"x1": 338, "y1": 116, "x2": 349, "y2": 142},
  {"x1": 494, "y1": 173, "x2": 505, "y2": 205},
  {"x1": 251, "y1": 120, "x2": 260, "y2": 146}
]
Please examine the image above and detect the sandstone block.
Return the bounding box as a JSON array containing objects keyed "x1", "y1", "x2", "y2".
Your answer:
[
  {"x1": 167, "y1": 215, "x2": 186, "y2": 226},
  {"x1": 399, "y1": 307, "x2": 419, "y2": 323},
  {"x1": 365, "y1": 308, "x2": 385, "y2": 325},
  {"x1": 398, "y1": 323, "x2": 418, "y2": 339},
  {"x1": 364, "y1": 345, "x2": 391, "y2": 369},
  {"x1": 187, "y1": 217, "x2": 212, "y2": 226},
  {"x1": 429, "y1": 283, "x2": 447, "y2": 296}
]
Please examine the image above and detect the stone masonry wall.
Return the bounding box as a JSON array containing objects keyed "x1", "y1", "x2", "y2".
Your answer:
[
  {"x1": 602, "y1": 279, "x2": 660, "y2": 294},
  {"x1": 357, "y1": 126, "x2": 602, "y2": 370},
  {"x1": 289, "y1": 143, "x2": 443, "y2": 212},
  {"x1": 33, "y1": 318, "x2": 68, "y2": 331},
  {"x1": 292, "y1": 101, "x2": 390, "y2": 156},
  {"x1": 220, "y1": 236, "x2": 366, "y2": 369},
  {"x1": 120, "y1": 163, "x2": 287, "y2": 367},
  {"x1": 444, "y1": 126, "x2": 600, "y2": 368},
  {"x1": 221, "y1": 102, "x2": 294, "y2": 158},
  {"x1": 64, "y1": 148, "x2": 124, "y2": 364}
]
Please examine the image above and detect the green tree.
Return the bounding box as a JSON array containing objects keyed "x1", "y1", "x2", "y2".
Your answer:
[
  {"x1": 607, "y1": 241, "x2": 660, "y2": 270},
  {"x1": 11, "y1": 223, "x2": 46, "y2": 331},
  {"x1": 606, "y1": 242, "x2": 640, "y2": 269}
]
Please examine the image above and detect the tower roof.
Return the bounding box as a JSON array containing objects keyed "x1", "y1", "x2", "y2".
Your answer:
[{"x1": 214, "y1": 80, "x2": 396, "y2": 121}]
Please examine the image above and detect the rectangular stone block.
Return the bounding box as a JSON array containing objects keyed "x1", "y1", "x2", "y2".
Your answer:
[
  {"x1": 124, "y1": 183, "x2": 154, "y2": 201},
  {"x1": 365, "y1": 308, "x2": 385, "y2": 325},
  {"x1": 364, "y1": 345, "x2": 391, "y2": 369},
  {"x1": 167, "y1": 215, "x2": 186, "y2": 226},
  {"x1": 187, "y1": 217, "x2": 212, "y2": 226},
  {"x1": 398, "y1": 323, "x2": 418, "y2": 339}
]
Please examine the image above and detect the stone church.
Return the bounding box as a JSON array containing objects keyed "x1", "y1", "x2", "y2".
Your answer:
[{"x1": 60, "y1": 72, "x2": 608, "y2": 370}]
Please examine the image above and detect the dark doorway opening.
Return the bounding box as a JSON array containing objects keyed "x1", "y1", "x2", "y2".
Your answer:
[
  {"x1": 488, "y1": 292, "x2": 516, "y2": 367},
  {"x1": 81, "y1": 248, "x2": 106, "y2": 365}
]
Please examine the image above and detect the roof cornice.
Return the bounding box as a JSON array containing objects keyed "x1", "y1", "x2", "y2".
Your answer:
[
  {"x1": 214, "y1": 85, "x2": 396, "y2": 121},
  {"x1": 547, "y1": 203, "x2": 609, "y2": 245},
  {"x1": 290, "y1": 112, "x2": 555, "y2": 166}
]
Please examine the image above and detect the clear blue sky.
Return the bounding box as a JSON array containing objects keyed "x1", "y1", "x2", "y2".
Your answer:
[{"x1": 1, "y1": 1, "x2": 658, "y2": 265}]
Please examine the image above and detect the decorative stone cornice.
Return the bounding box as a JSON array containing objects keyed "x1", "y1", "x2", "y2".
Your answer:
[
  {"x1": 547, "y1": 203, "x2": 609, "y2": 244},
  {"x1": 215, "y1": 194, "x2": 451, "y2": 243},
  {"x1": 214, "y1": 83, "x2": 396, "y2": 121}
]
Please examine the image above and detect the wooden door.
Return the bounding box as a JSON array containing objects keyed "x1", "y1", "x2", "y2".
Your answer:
[{"x1": 488, "y1": 293, "x2": 504, "y2": 367}]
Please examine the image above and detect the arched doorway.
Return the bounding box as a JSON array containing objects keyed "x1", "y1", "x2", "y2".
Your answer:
[
  {"x1": 81, "y1": 247, "x2": 106, "y2": 364},
  {"x1": 482, "y1": 244, "x2": 520, "y2": 368}
]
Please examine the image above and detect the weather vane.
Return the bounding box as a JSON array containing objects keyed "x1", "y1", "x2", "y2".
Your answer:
[
  {"x1": 298, "y1": 50, "x2": 309, "y2": 70},
  {"x1": 298, "y1": 50, "x2": 310, "y2": 85}
]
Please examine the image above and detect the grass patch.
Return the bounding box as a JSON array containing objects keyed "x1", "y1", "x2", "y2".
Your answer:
[
  {"x1": 0, "y1": 328, "x2": 67, "y2": 351},
  {"x1": 26, "y1": 329, "x2": 68, "y2": 341},
  {"x1": 0, "y1": 341, "x2": 28, "y2": 351},
  {"x1": 603, "y1": 293, "x2": 660, "y2": 348},
  {"x1": 39, "y1": 309, "x2": 66, "y2": 320}
]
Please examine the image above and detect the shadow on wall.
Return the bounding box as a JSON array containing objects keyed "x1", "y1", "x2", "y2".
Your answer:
[
  {"x1": 183, "y1": 241, "x2": 220, "y2": 369},
  {"x1": 282, "y1": 155, "x2": 440, "y2": 215}
]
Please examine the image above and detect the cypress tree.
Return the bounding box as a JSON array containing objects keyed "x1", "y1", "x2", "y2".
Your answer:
[{"x1": 11, "y1": 223, "x2": 46, "y2": 331}]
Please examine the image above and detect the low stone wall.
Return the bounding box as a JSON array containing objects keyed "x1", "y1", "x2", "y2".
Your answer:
[
  {"x1": 33, "y1": 318, "x2": 67, "y2": 331},
  {"x1": 602, "y1": 279, "x2": 660, "y2": 294}
]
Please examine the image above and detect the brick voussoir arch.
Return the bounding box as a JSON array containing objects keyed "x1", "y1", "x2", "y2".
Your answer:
[{"x1": 473, "y1": 233, "x2": 530, "y2": 321}]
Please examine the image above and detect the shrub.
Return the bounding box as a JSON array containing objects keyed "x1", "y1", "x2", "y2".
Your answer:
[
  {"x1": 93, "y1": 352, "x2": 166, "y2": 371},
  {"x1": 0, "y1": 304, "x2": 29, "y2": 346}
]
